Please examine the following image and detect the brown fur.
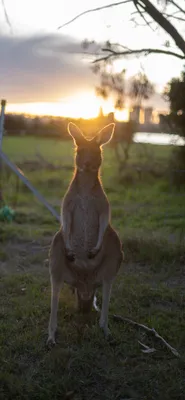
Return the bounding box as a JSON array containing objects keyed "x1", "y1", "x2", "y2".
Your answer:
[{"x1": 47, "y1": 123, "x2": 124, "y2": 345}]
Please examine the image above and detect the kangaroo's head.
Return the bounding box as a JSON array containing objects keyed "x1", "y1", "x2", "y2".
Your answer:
[{"x1": 67, "y1": 122, "x2": 115, "y2": 172}]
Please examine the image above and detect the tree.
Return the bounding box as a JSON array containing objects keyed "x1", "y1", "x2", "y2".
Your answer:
[
  {"x1": 59, "y1": 1, "x2": 185, "y2": 61},
  {"x1": 59, "y1": 1, "x2": 184, "y2": 128},
  {"x1": 164, "y1": 70, "x2": 185, "y2": 136},
  {"x1": 4, "y1": 114, "x2": 26, "y2": 135},
  {"x1": 164, "y1": 69, "x2": 185, "y2": 185},
  {"x1": 94, "y1": 64, "x2": 126, "y2": 109},
  {"x1": 129, "y1": 72, "x2": 154, "y2": 107}
]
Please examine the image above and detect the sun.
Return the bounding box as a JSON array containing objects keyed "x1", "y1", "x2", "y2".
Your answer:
[
  {"x1": 7, "y1": 91, "x2": 129, "y2": 121},
  {"x1": 60, "y1": 92, "x2": 101, "y2": 119},
  {"x1": 114, "y1": 109, "x2": 129, "y2": 122}
]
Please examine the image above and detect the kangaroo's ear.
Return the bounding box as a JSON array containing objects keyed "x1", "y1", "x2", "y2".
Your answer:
[
  {"x1": 67, "y1": 122, "x2": 86, "y2": 145},
  {"x1": 95, "y1": 123, "x2": 115, "y2": 146}
]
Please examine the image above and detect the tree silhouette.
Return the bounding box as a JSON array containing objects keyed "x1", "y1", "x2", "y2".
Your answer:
[
  {"x1": 164, "y1": 69, "x2": 185, "y2": 137},
  {"x1": 164, "y1": 69, "x2": 185, "y2": 185},
  {"x1": 60, "y1": 1, "x2": 185, "y2": 60},
  {"x1": 129, "y1": 73, "x2": 154, "y2": 107}
]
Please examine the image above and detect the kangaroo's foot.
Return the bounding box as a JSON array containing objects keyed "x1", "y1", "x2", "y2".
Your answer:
[
  {"x1": 99, "y1": 321, "x2": 111, "y2": 338},
  {"x1": 47, "y1": 318, "x2": 58, "y2": 347},
  {"x1": 47, "y1": 333, "x2": 56, "y2": 347}
]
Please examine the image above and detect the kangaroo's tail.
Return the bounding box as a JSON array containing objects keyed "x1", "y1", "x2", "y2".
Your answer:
[{"x1": 76, "y1": 289, "x2": 95, "y2": 314}]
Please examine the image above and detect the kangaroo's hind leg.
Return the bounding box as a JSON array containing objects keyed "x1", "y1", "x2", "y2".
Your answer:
[
  {"x1": 47, "y1": 230, "x2": 72, "y2": 345},
  {"x1": 98, "y1": 226, "x2": 124, "y2": 337}
]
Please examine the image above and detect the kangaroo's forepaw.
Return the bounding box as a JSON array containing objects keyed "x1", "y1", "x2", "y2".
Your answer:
[
  {"x1": 66, "y1": 249, "x2": 75, "y2": 261},
  {"x1": 101, "y1": 326, "x2": 111, "y2": 338},
  {"x1": 88, "y1": 247, "x2": 99, "y2": 259}
]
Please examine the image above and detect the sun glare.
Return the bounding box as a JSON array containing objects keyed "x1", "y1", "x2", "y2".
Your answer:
[
  {"x1": 7, "y1": 92, "x2": 101, "y2": 119},
  {"x1": 7, "y1": 91, "x2": 129, "y2": 122},
  {"x1": 59, "y1": 92, "x2": 101, "y2": 119},
  {"x1": 114, "y1": 109, "x2": 129, "y2": 122}
]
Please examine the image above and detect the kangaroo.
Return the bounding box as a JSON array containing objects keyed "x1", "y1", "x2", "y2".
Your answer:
[{"x1": 47, "y1": 122, "x2": 124, "y2": 345}]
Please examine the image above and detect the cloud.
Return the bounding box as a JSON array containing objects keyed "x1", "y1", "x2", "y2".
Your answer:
[
  {"x1": 0, "y1": 33, "x2": 168, "y2": 111},
  {"x1": 0, "y1": 33, "x2": 96, "y2": 102}
]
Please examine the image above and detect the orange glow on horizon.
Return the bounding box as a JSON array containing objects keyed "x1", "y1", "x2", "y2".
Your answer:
[
  {"x1": 139, "y1": 108, "x2": 145, "y2": 124},
  {"x1": 7, "y1": 92, "x2": 129, "y2": 122},
  {"x1": 114, "y1": 109, "x2": 129, "y2": 122}
]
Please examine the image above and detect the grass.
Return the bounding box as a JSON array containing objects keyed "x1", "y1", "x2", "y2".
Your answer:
[
  {"x1": 1, "y1": 272, "x2": 185, "y2": 400},
  {"x1": 1, "y1": 135, "x2": 185, "y2": 399}
]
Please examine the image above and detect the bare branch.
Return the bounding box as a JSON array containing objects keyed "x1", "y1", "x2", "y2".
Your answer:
[
  {"x1": 113, "y1": 314, "x2": 180, "y2": 357},
  {"x1": 58, "y1": 0, "x2": 185, "y2": 57},
  {"x1": 170, "y1": 0, "x2": 185, "y2": 14},
  {"x1": 109, "y1": 43, "x2": 131, "y2": 51},
  {"x1": 94, "y1": 47, "x2": 185, "y2": 62},
  {"x1": 1, "y1": 0, "x2": 12, "y2": 32},
  {"x1": 93, "y1": 55, "x2": 116, "y2": 63},
  {"x1": 139, "y1": 0, "x2": 185, "y2": 55},
  {"x1": 163, "y1": 13, "x2": 185, "y2": 22},
  {"x1": 138, "y1": 341, "x2": 156, "y2": 353},
  {"x1": 58, "y1": 0, "x2": 131, "y2": 29},
  {"x1": 133, "y1": 0, "x2": 156, "y2": 31}
]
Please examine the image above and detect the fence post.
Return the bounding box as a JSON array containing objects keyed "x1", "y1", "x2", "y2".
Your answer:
[
  {"x1": 0, "y1": 99, "x2": 6, "y2": 204},
  {"x1": 0, "y1": 99, "x2": 6, "y2": 147}
]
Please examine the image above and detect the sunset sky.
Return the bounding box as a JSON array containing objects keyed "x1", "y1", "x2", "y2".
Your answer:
[{"x1": 0, "y1": 0, "x2": 184, "y2": 119}]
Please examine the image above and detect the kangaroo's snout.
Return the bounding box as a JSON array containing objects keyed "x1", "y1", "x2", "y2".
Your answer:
[{"x1": 76, "y1": 145, "x2": 102, "y2": 172}]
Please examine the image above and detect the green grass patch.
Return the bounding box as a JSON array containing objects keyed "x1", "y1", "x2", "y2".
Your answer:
[
  {"x1": 1, "y1": 273, "x2": 185, "y2": 400},
  {"x1": 1, "y1": 136, "x2": 185, "y2": 399}
]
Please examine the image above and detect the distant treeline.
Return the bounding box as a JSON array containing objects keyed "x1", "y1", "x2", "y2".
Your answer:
[
  {"x1": 4, "y1": 114, "x2": 69, "y2": 140},
  {"x1": 4, "y1": 113, "x2": 170, "y2": 143},
  {"x1": 4, "y1": 113, "x2": 137, "y2": 143}
]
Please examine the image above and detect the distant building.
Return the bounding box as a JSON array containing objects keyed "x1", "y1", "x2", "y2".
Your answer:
[
  {"x1": 144, "y1": 107, "x2": 153, "y2": 124},
  {"x1": 129, "y1": 106, "x2": 141, "y2": 123},
  {"x1": 107, "y1": 112, "x2": 114, "y2": 123},
  {"x1": 98, "y1": 106, "x2": 104, "y2": 119},
  {"x1": 159, "y1": 112, "x2": 169, "y2": 125}
]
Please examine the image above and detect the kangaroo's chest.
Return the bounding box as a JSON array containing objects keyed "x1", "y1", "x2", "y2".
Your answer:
[{"x1": 71, "y1": 195, "x2": 99, "y2": 251}]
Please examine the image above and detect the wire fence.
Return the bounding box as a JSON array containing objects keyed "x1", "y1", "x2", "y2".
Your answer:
[
  {"x1": 1, "y1": 107, "x2": 185, "y2": 229},
  {"x1": 2, "y1": 150, "x2": 185, "y2": 218}
]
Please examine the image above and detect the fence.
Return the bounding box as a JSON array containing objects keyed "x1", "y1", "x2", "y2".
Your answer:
[
  {"x1": 0, "y1": 99, "x2": 60, "y2": 222},
  {"x1": 1, "y1": 99, "x2": 185, "y2": 228}
]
